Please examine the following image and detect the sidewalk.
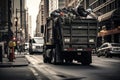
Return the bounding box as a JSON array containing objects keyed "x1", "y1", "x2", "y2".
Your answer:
[{"x1": 0, "y1": 53, "x2": 29, "y2": 67}]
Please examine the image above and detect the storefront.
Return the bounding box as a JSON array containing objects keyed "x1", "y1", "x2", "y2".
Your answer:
[{"x1": 97, "y1": 8, "x2": 120, "y2": 47}]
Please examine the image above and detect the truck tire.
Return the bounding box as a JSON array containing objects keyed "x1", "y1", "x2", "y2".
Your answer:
[
  {"x1": 65, "y1": 59, "x2": 73, "y2": 64},
  {"x1": 43, "y1": 49, "x2": 52, "y2": 63},
  {"x1": 81, "y1": 52, "x2": 92, "y2": 65},
  {"x1": 52, "y1": 44, "x2": 63, "y2": 64},
  {"x1": 29, "y1": 49, "x2": 33, "y2": 55},
  {"x1": 51, "y1": 49, "x2": 57, "y2": 64},
  {"x1": 43, "y1": 57, "x2": 48, "y2": 63},
  {"x1": 43, "y1": 53, "x2": 48, "y2": 63}
]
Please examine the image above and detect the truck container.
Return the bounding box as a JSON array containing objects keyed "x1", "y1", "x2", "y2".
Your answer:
[{"x1": 43, "y1": 6, "x2": 98, "y2": 65}]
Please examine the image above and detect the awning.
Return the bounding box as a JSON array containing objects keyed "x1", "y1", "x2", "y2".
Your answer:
[
  {"x1": 98, "y1": 9, "x2": 116, "y2": 22},
  {"x1": 98, "y1": 27, "x2": 120, "y2": 37}
]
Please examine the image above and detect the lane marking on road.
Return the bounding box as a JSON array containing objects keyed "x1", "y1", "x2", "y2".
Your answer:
[
  {"x1": 25, "y1": 55, "x2": 38, "y2": 64},
  {"x1": 32, "y1": 55, "x2": 43, "y2": 63},
  {"x1": 92, "y1": 56, "x2": 120, "y2": 63},
  {"x1": 29, "y1": 67, "x2": 39, "y2": 76},
  {"x1": 101, "y1": 59, "x2": 120, "y2": 63},
  {"x1": 26, "y1": 55, "x2": 64, "y2": 79},
  {"x1": 44, "y1": 67, "x2": 57, "y2": 75}
]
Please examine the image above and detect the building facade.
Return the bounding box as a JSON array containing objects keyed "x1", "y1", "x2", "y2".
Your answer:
[
  {"x1": 35, "y1": 0, "x2": 45, "y2": 37},
  {"x1": 49, "y1": 0, "x2": 58, "y2": 16},
  {"x1": 12, "y1": 0, "x2": 29, "y2": 43},
  {"x1": 0, "y1": 0, "x2": 13, "y2": 42},
  {"x1": 65, "y1": 0, "x2": 79, "y2": 8},
  {"x1": 79, "y1": 0, "x2": 120, "y2": 46},
  {"x1": 36, "y1": 0, "x2": 80, "y2": 37}
]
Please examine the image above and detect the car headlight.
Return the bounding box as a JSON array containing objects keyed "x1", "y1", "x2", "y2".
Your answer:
[
  {"x1": 32, "y1": 46, "x2": 36, "y2": 49},
  {"x1": 64, "y1": 38, "x2": 70, "y2": 42}
]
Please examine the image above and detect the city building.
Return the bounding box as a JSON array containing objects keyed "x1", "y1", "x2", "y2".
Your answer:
[
  {"x1": 12, "y1": 0, "x2": 29, "y2": 43},
  {"x1": 36, "y1": 0, "x2": 80, "y2": 37},
  {"x1": 79, "y1": 0, "x2": 120, "y2": 46},
  {"x1": 0, "y1": 0, "x2": 12, "y2": 42},
  {"x1": 58, "y1": 0, "x2": 65, "y2": 9},
  {"x1": 49, "y1": 0, "x2": 58, "y2": 16},
  {"x1": 65, "y1": 0, "x2": 79, "y2": 8},
  {"x1": 36, "y1": 0, "x2": 45, "y2": 37}
]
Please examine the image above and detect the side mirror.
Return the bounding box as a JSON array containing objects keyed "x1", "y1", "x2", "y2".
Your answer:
[
  {"x1": 41, "y1": 25, "x2": 44, "y2": 33},
  {"x1": 29, "y1": 39, "x2": 32, "y2": 43}
]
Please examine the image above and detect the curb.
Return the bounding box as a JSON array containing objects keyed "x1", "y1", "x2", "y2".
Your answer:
[
  {"x1": 0, "y1": 55, "x2": 29, "y2": 67},
  {"x1": 0, "y1": 64, "x2": 29, "y2": 67}
]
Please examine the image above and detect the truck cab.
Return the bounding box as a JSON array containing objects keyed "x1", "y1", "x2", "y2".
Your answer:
[{"x1": 29, "y1": 37, "x2": 44, "y2": 54}]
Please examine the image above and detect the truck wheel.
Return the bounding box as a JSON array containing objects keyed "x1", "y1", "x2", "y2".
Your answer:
[
  {"x1": 55, "y1": 44, "x2": 63, "y2": 64},
  {"x1": 43, "y1": 57, "x2": 48, "y2": 63},
  {"x1": 81, "y1": 52, "x2": 91, "y2": 65},
  {"x1": 43, "y1": 53, "x2": 48, "y2": 63},
  {"x1": 65, "y1": 58, "x2": 73, "y2": 63},
  {"x1": 52, "y1": 44, "x2": 63, "y2": 64},
  {"x1": 29, "y1": 49, "x2": 33, "y2": 55},
  {"x1": 51, "y1": 49, "x2": 57, "y2": 64},
  {"x1": 29, "y1": 51, "x2": 33, "y2": 55}
]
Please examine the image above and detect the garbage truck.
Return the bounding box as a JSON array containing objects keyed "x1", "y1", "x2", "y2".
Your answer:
[{"x1": 43, "y1": 5, "x2": 98, "y2": 65}]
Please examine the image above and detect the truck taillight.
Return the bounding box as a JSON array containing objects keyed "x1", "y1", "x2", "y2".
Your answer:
[{"x1": 67, "y1": 48, "x2": 75, "y2": 51}]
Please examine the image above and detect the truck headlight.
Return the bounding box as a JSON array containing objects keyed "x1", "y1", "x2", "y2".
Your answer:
[{"x1": 64, "y1": 38, "x2": 70, "y2": 42}]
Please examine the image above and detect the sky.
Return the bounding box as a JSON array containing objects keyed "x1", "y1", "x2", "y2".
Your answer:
[{"x1": 26, "y1": 0, "x2": 41, "y2": 37}]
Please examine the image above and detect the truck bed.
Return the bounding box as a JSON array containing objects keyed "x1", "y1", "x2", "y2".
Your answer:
[{"x1": 62, "y1": 18, "x2": 98, "y2": 51}]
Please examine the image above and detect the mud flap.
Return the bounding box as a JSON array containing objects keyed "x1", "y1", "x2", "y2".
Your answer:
[{"x1": 80, "y1": 51, "x2": 92, "y2": 65}]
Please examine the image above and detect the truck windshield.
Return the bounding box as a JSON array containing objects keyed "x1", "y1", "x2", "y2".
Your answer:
[{"x1": 33, "y1": 38, "x2": 44, "y2": 44}]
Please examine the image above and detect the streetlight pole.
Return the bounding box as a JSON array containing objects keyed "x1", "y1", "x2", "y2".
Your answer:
[
  {"x1": 15, "y1": 8, "x2": 28, "y2": 53},
  {"x1": 20, "y1": 28, "x2": 22, "y2": 54},
  {"x1": 20, "y1": 0, "x2": 22, "y2": 30},
  {"x1": 15, "y1": 8, "x2": 18, "y2": 47}
]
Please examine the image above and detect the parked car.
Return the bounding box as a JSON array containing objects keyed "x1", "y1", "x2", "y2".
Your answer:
[{"x1": 97, "y1": 42, "x2": 120, "y2": 57}]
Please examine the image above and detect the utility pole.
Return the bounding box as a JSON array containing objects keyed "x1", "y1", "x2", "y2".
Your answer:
[
  {"x1": 24, "y1": 9, "x2": 28, "y2": 42},
  {"x1": 15, "y1": 8, "x2": 18, "y2": 49},
  {"x1": 20, "y1": 0, "x2": 22, "y2": 29},
  {"x1": 8, "y1": 0, "x2": 12, "y2": 41},
  {"x1": 20, "y1": 0, "x2": 22, "y2": 53}
]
